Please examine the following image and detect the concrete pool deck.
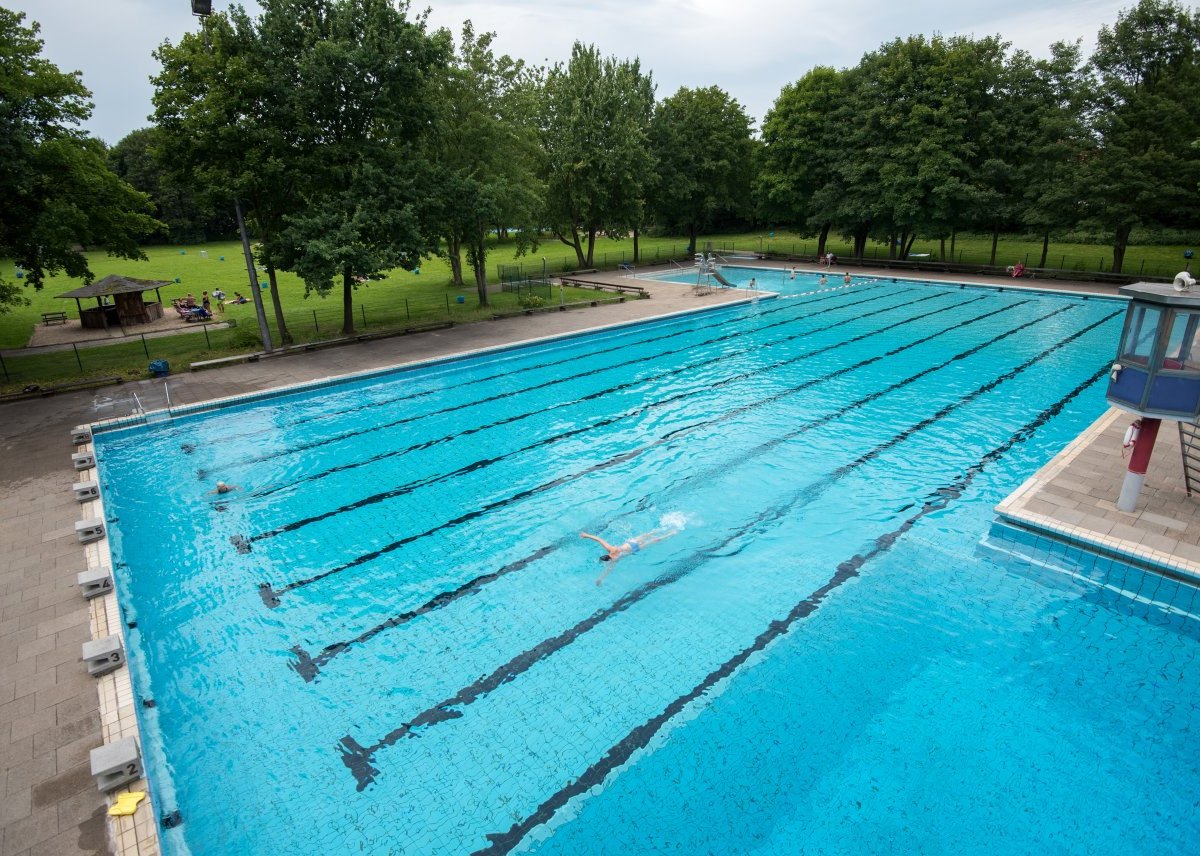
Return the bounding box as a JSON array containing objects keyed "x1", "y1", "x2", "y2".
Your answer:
[{"x1": 0, "y1": 266, "x2": 1194, "y2": 855}]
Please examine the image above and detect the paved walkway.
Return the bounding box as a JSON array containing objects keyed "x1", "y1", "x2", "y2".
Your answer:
[
  {"x1": 997, "y1": 407, "x2": 1200, "y2": 582},
  {"x1": 0, "y1": 266, "x2": 1177, "y2": 855}
]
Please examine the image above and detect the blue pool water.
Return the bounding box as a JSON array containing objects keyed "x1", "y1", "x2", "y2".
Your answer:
[{"x1": 93, "y1": 274, "x2": 1200, "y2": 855}]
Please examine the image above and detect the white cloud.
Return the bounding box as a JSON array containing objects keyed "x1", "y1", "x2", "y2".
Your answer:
[{"x1": 8, "y1": 0, "x2": 1131, "y2": 143}]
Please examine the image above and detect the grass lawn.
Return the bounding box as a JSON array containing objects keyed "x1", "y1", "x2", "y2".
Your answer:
[{"x1": 1, "y1": 229, "x2": 1194, "y2": 392}]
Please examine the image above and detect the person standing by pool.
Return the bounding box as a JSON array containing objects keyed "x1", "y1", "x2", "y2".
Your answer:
[
  {"x1": 213, "y1": 288, "x2": 226, "y2": 312},
  {"x1": 202, "y1": 291, "x2": 212, "y2": 314}
]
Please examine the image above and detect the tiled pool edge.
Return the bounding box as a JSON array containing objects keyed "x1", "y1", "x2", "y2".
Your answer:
[
  {"x1": 74, "y1": 440, "x2": 161, "y2": 856},
  {"x1": 996, "y1": 408, "x2": 1200, "y2": 586}
]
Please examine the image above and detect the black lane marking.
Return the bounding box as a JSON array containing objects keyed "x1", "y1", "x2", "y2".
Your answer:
[
  {"x1": 190, "y1": 282, "x2": 870, "y2": 451},
  {"x1": 250, "y1": 290, "x2": 956, "y2": 541},
  {"x1": 293, "y1": 302, "x2": 1112, "y2": 679},
  {"x1": 247, "y1": 286, "x2": 923, "y2": 502},
  {"x1": 474, "y1": 361, "x2": 1113, "y2": 854},
  {"x1": 223, "y1": 286, "x2": 890, "y2": 476},
  {"x1": 332, "y1": 307, "x2": 1098, "y2": 787},
  {"x1": 288, "y1": 546, "x2": 557, "y2": 682},
  {"x1": 253, "y1": 293, "x2": 1007, "y2": 598}
]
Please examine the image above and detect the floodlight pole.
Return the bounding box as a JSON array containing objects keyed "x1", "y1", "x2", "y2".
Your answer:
[{"x1": 235, "y1": 198, "x2": 274, "y2": 353}]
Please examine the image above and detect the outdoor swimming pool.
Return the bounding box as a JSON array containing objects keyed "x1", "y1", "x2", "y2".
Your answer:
[{"x1": 93, "y1": 274, "x2": 1200, "y2": 854}]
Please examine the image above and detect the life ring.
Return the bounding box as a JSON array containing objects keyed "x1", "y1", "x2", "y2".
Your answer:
[
  {"x1": 1122, "y1": 420, "x2": 1141, "y2": 457},
  {"x1": 1173, "y1": 271, "x2": 1196, "y2": 292}
]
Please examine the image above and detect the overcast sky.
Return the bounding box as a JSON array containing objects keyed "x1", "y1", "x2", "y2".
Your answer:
[{"x1": 9, "y1": 0, "x2": 1132, "y2": 145}]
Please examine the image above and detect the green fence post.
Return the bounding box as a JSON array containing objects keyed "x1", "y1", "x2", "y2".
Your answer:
[
  {"x1": 0, "y1": 352, "x2": 8, "y2": 382},
  {"x1": 141, "y1": 333, "x2": 149, "y2": 358},
  {"x1": 1139, "y1": 260, "x2": 1146, "y2": 275},
  {"x1": 405, "y1": 299, "x2": 410, "y2": 321},
  {"x1": 445, "y1": 294, "x2": 450, "y2": 316},
  {"x1": 313, "y1": 309, "x2": 319, "y2": 331},
  {"x1": 203, "y1": 324, "x2": 211, "y2": 348},
  {"x1": 72, "y1": 343, "x2": 82, "y2": 371},
  {"x1": 361, "y1": 304, "x2": 366, "y2": 328}
]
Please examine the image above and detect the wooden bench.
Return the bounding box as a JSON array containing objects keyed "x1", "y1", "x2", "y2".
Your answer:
[
  {"x1": 558, "y1": 277, "x2": 649, "y2": 297},
  {"x1": 41, "y1": 311, "x2": 68, "y2": 325}
]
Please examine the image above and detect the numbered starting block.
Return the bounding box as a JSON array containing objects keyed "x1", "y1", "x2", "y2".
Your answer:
[
  {"x1": 90, "y1": 737, "x2": 142, "y2": 792},
  {"x1": 73, "y1": 480, "x2": 99, "y2": 502},
  {"x1": 82, "y1": 635, "x2": 124, "y2": 677},
  {"x1": 76, "y1": 518, "x2": 105, "y2": 543},
  {"x1": 77, "y1": 567, "x2": 113, "y2": 599}
]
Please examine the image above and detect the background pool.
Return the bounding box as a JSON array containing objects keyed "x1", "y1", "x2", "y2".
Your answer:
[{"x1": 94, "y1": 277, "x2": 1200, "y2": 854}]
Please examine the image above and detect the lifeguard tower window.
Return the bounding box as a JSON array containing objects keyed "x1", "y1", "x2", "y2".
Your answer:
[
  {"x1": 1119, "y1": 304, "x2": 1161, "y2": 366},
  {"x1": 1163, "y1": 310, "x2": 1200, "y2": 371}
]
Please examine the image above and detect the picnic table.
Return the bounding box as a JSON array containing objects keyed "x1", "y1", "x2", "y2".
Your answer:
[{"x1": 41, "y1": 311, "x2": 68, "y2": 325}]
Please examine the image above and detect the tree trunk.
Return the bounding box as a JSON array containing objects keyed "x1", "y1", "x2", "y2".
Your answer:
[
  {"x1": 570, "y1": 227, "x2": 586, "y2": 268},
  {"x1": 473, "y1": 255, "x2": 488, "y2": 307},
  {"x1": 816, "y1": 222, "x2": 831, "y2": 258},
  {"x1": 1112, "y1": 224, "x2": 1131, "y2": 274},
  {"x1": 342, "y1": 269, "x2": 354, "y2": 335},
  {"x1": 447, "y1": 234, "x2": 463, "y2": 286},
  {"x1": 853, "y1": 224, "x2": 869, "y2": 259},
  {"x1": 950, "y1": 228, "x2": 957, "y2": 259},
  {"x1": 686, "y1": 223, "x2": 697, "y2": 257},
  {"x1": 888, "y1": 233, "x2": 897, "y2": 260},
  {"x1": 1040, "y1": 233, "x2": 1050, "y2": 269},
  {"x1": 939, "y1": 237, "x2": 946, "y2": 262},
  {"x1": 633, "y1": 227, "x2": 640, "y2": 263},
  {"x1": 265, "y1": 263, "x2": 292, "y2": 346},
  {"x1": 585, "y1": 227, "x2": 596, "y2": 268},
  {"x1": 989, "y1": 223, "x2": 1000, "y2": 266},
  {"x1": 903, "y1": 233, "x2": 917, "y2": 259}
]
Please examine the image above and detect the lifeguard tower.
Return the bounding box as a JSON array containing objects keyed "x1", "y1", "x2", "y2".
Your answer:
[{"x1": 1106, "y1": 273, "x2": 1200, "y2": 510}]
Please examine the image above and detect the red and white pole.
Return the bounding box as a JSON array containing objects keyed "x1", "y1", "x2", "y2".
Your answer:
[{"x1": 1116, "y1": 417, "x2": 1161, "y2": 512}]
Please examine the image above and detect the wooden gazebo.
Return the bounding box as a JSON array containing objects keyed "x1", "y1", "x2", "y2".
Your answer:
[{"x1": 57, "y1": 275, "x2": 169, "y2": 329}]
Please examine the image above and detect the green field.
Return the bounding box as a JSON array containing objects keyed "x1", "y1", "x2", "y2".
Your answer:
[{"x1": 1, "y1": 230, "x2": 1194, "y2": 393}]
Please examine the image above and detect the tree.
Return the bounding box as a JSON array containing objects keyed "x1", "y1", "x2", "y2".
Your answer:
[
  {"x1": 108, "y1": 127, "x2": 234, "y2": 244},
  {"x1": 425, "y1": 23, "x2": 543, "y2": 305},
  {"x1": 758, "y1": 67, "x2": 849, "y2": 257},
  {"x1": 0, "y1": 8, "x2": 159, "y2": 310},
  {"x1": 541, "y1": 42, "x2": 655, "y2": 268},
  {"x1": 649, "y1": 86, "x2": 754, "y2": 256},
  {"x1": 1079, "y1": 0, "x2": 1200, "y2": 272},
  {"x1": 270, "y1": 0, "x2": 447, "y2": 334},
  {"x1": 153, "y1": 4, "x2": 306, "y2": 344}
]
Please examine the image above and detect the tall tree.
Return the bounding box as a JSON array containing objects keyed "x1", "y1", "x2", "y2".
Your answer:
[
  {"x1": 154, "y1": 4, "x2": 309, "y2": 344},
  {"x1": 649, "y1": 86, "x2": 754, "y2": 256},
  {"x1": 541, "y1": 43, "x2": 655, "y2": 268},
  {"x1": 0, "y1": 8, "x2": 159, "y2": 310},
  {"x1": 425, "y1": 23, "x2": 543, "y2": 305},
  {"x1": 758, "y1": 67, "x2": 849, "y2": 257},
  {"x1": 1079, "y1": 0, "x2": 1200, "y2": 272},
  {"x1": 269, "y1": 0, "x2": 447, "y2": 334}
]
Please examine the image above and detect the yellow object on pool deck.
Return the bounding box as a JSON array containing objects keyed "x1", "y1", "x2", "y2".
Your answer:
[{"x1": 108, "y1": 791, "x2": 146, "y2": 816}]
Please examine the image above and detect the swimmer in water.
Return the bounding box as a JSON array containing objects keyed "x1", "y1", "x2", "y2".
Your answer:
[
  {"x1": 581, "y1": 524, "x2": 682, "y2": 585},
  {"x1": 208, "y1": 481, "x2": 239, "y2": 495}
]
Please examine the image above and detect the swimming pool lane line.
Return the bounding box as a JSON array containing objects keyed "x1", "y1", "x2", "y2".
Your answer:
[
  {"x1": 473, "y1": 360, "x2": 1113, "y2": 855},
  {"x1": 247, "y1": 291, "x2": 961, "y2": 541},
  {"x1": 249, "y1": 293, "x2": 1005, "y2": 599},
  {"x1": 252, "y1": 297, "x2": 1033, "y2": 603},
  {"x1": 292, "y1": 307, "x2": 1114, "y2": 685},
  {"x1": 192, "y1": 282, "x2": 878, "y2": 468},
  {"x1": 244, "y1": 286, "x2": 924, "y2": 501},
  {"x1": 214, "y1": 285, "x2": 899, "y2": 480},
  {"x1": 334, "y1": 312, "x2": 1108, "y2": 790}
]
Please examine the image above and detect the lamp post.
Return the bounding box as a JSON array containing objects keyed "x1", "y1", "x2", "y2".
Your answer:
[{"x1": 190, "y1": 2, "x2": 273, "y2": 353}]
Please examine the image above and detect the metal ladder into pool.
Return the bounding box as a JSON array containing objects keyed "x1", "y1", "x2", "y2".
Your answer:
[{"x1": 1177, "y1": 420, "x2": 1200, "y2": 496}]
